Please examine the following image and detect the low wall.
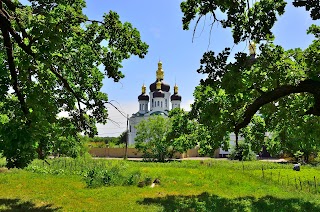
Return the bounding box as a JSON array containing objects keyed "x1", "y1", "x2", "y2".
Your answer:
[
  {"x1": 89, "y1": 147, "x2": 219, "y2": 158},
  {"x1": 89, "y1": 148, "x2": 144, "y2": 158}
]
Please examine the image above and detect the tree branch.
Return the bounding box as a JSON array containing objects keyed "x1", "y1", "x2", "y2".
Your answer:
[
  {"x1": 0, "y1": 8, "x2": 34, "y2": 56},
  {"x1": 2, "y1": 0, "x2": 23, "y2": 11},
  {"x1": 0, "y1": 23, "x2": 29, "y2": 117},
  {"x1": 235, "y1": 79, "x2": 320, "y2": 133}
]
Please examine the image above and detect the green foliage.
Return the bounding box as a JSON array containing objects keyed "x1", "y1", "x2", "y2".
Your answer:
[
  {"x1": 181, "y1": 0, "x2": 320, "y2": 160},
  {"x1": 168, "y1": 108, "x2": 221, "y2": 157},
  {"x1": 135, "y1": 110, "x2": 215, "y2": 160},
  {"x1": 268, "y1": 116, "x2": 320, "y2": 162},
  {"x1": 53, "y1": 135, "x2": 88, "y2": 158},
  {"x1": 229, "y1": 141, "x2": 257, "y2": 161},
  {"x1": 0, "y1": 1, "x2": 148, "y2": 168},
  {"x1": 80, "y1": 135, "x2": 121, "y2": 148},
  {"x1": 83, "y1": 166, "x2": 133, "y2": 188},
  {"x1": 116, "y1": 130, "x2": 128, "y2": 147},
  {"x1": 168, "y1": 108, "x2": 199, "y2": 152},
  {"x1": 241, "y1": 115, "x2": 266, "y2": 153},
  {"x1": 80, "y1": 135, "x2": 118, "y2": 145},
  {"x1": 181, "y1": 0, "x2": 286, "y2": 43},
  {"x1": 135, "y1": 115, "x2": 173, "y2": 162}
]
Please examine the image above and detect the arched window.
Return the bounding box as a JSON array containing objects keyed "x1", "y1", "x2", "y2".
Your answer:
[
  {"x1": 165, "y1": 99, "x2": 167, "y2": 107},
  {"x1": 152, "y1": 99, "x2": 154, "y2": 107},
  {"x1": 142, "y1": 104, "x2": 144, "y2": 110},
  {"x1": 161, "y1": 101, "x2": 163, "y2": 107},
  {"x1": 157, "y1": 101, "x2": 160, "y2": 106}
]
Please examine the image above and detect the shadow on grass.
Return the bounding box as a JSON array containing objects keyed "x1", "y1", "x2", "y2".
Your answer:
[
  {"x1": 0, "y1": 198, "x2": 61, "y2": 212},
  {"x1": 138, "y1": 192, "x2": 320, "y2": 212}
]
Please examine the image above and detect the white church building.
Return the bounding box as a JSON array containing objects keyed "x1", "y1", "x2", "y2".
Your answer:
[{"x1": 128, "y1": 61, "x2": 182, "y2": 145}]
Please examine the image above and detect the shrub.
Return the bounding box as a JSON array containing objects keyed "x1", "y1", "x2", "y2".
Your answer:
[
  {"x1": 144, "y1": 177, "x2": 153, "y2": 186},
  {"x1": 125, "y1": 171, "x2": 141, "y2": 186},
  {"x1": 229, "y1": 142, "x2": 257, "y2": 161},
  {"x1": 83, "y1": 166, "x2": 144, "y2": 188}
]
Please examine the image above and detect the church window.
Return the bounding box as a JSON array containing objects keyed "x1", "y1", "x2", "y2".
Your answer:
[
  {"x1": 142, "y1": 104, "x2": 144, "y2": 110},
  {"x1": 157, "y1": 101, "x2": 159, "y2": 106},
  {"x1": 152, "y1": 99, "x2": 154, "y2": 107},
  {"x1": 139, "y1": 104, "x2": 141, "y2": 110},
  {"x1": 165, "y1": 99, "x2": 167, "y2": 107},
  {"x1": 130, "y1": 125, "x2": 131, "y2": 132},
  {"x1": 161, "y1": 101, "x2": 163, "y2": 107}
]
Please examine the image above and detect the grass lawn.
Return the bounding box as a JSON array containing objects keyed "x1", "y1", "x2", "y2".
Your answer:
[{"x1": 0, "y1": 159, "x2": 320, "y2": 211}]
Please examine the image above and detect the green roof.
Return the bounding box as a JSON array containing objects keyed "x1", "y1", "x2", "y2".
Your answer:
[{"x1": 149, "y1": 111, "x2": 167, "y2": 116}]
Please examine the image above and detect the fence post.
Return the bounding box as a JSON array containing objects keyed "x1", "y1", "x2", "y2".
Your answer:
[
  {"x1": 278, "y1": 172, "x2": 280, "y2": 183},
  {"x1": 262, "y1": 166, "x2": 264, "y2": 179},
  {"x1": 314, "y1": 176, "x2": 317, "y2": 193},
  {"x1": 295, "y1": 177, "x2": 297, "y2": 189}
]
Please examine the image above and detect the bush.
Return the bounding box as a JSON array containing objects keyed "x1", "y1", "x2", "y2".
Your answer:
[
  {"x1": 83, "y1": 166, "x2": 144, "y2": 188},
  {"x1": 125, "y1": 171, "x2": 141, "y2": 186},
  {"x1": 135, "y1": 116, "x2": 175, "y2": 162},
  {"x1": 229, "y1": 142, "x2": 257, "y2": 161}
]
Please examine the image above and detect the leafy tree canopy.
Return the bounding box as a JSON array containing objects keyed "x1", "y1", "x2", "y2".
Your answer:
[
  {"x1": 0, "y1": 0, "x2": 148, "y2": 168},
  {"x1": 135, "y1": 110, "x2": 217, "y2": 161},
  {"x1": 135, "y1": 115, "x2": 173, "y2": 162},
  {"x1": 182, "y1": 0, "x2": 320, "y2": 152}
]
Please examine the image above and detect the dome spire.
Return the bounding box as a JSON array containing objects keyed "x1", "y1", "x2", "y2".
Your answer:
[
  {"x1": 156, "y1": 61, "x2": 164, "y2": 80},
  {"x1": 141, "y1": 84, "x2": 146, "y2": 94},
  {"x1": 174, "y1": 84, "x2": 178, "y2": 94}
]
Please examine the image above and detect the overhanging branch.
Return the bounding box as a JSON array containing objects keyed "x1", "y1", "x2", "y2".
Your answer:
[{"x1": 235, "y1": 79, "x2": 320, "y2": 133}]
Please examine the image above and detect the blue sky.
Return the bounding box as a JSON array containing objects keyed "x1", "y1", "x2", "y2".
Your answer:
[
  {"x1": 20, "y1": 0, "x2": 320, "y2": 136},
  {"x1": 87, "y1": 1, "x2": 318, "y2": 136}
]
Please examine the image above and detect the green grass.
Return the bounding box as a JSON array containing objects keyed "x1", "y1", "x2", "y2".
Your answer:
[{"x1": 0, "y1": 159, "x2": 320, "y2": 211}]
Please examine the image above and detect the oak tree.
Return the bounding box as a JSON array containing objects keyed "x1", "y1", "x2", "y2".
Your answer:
[
  {"x1": 181, "y1": 0, "x2": 320, "y2": 156},
  {"x1": 0, "y1": 0, "x2": 148, "y2": 168}
]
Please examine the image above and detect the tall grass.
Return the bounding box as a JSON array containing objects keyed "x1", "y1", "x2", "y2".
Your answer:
[
  {"x1": 1, "y1": 159, "x2": 320, "y2": 211},
  {"x1": 25, "y1": 157, "x2": 152, "y2": 188}
]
